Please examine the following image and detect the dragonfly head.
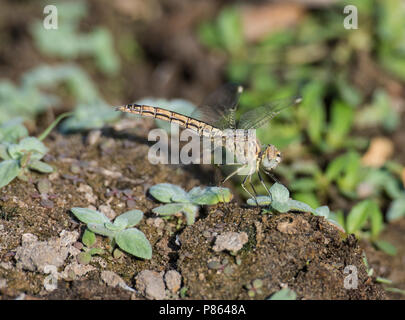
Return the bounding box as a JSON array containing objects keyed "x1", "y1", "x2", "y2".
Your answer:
[{"x1": 261, "y1": 144, "x2": 282, "y2": 172}]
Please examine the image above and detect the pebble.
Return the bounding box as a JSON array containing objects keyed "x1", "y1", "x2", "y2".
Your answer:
[
  {"x1": 164, "y1": 270, "x2": 182, "y2": 294},
  {"x1": 15, "y1": 231, "x2": 79, "y2": 273},
  {"x1": 86, "y1": 130, "x2": 101, "y2": 145},
  {"x1": 98, "y1": 204, "x2": 117, "y2": 220},
  {"x1": 212, "y1": 232, "x2": 249, "y2": 253},
  {"x1": 135, "y1": 270, "x2": 166, "y2": 300},
  {"x1": 0, "y1": 279, "x2": 7, "y2": 289},
  {"x1": 37, "y1": 179, "x2": 52, "y2": 195},
  {"x1": 61, "y1": 262, "x2": 96, "y2": 280},
  {"x1": 101, "y1": 270, "x2": 134, "y2": 292},
  {"x1": 78, "y1": 184, "x2": 97, "y2": 204}
]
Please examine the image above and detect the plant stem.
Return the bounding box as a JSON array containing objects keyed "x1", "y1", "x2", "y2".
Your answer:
[{"x1": 37, "y1": 112, "x2": 74, "y2": 141}]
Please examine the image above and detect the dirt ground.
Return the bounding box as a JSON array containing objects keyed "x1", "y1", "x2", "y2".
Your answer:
[
  {"x1": 0, "y1": 126, "x2": 387, "y2": 299},
  {"x1": 0, "y1": 0, "x2": 404, "y2": 300}
]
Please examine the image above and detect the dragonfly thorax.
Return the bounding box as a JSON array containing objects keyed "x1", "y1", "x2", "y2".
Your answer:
[{"x1": 260, "y1": 144, "x2": 282, "y2": 172}]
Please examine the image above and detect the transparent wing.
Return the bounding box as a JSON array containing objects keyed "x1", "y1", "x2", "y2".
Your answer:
[
  {"x1": 191, "y1": 83, "x2": 243, "y2": 130},
  {"x1": 238, "y1": 97, "x2": 302, "y2": 129}
]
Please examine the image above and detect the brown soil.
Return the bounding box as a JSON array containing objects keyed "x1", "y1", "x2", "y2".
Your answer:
[
  {"x1": 362, "y1": 219, "x2": 405, "y2": 300},
  {"x1": 0, "y1": 0, "x2": 400, "y2": 300},
  {"x1": 0, "y1": 129, "x2": 386, "y2": 299}
]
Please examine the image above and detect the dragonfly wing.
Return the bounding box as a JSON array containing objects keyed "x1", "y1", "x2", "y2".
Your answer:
[
  {"x1": 238, "y1": 97, "x2": 302, "y2": 129},
  {"x1": 192, "y1": 83, "x2": 243, "y2": 130}
]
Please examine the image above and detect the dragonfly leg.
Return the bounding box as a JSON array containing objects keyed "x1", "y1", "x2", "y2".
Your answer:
[
  {"x1": 248, "y1": 174, "x2": 258, "y2": 196},
  {"x1": 258, "y1": 171, "x2": 271, "y2": 197},
  {"x1": 242, "y1": 175, "x2": 258, "y2": 206},
  {"x1": 265, "y1": 171, "x2": 279, "y2": 184},
  {"x1": 221, "y1": 164, "x2": 247, "y2": 183}
]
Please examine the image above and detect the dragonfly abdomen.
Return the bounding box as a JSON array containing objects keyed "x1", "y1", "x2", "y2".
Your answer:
[{"x1": 117, "y1": 103, "x2": 223, "y2": 137}]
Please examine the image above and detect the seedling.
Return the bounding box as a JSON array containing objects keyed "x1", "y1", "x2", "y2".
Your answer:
[
  {"x1": 0, "y1": 112, "x2": 72, "y2": 188},
  {"x1": 70, "y1": 207, "x2": 152, "y2": 259},
  {"x1": 245, "y1": 279, "x2": 263, "y2": 297},
  {"x1": 60, "y1": 101, "x2": 120, "y2": 132},
  {"x1": 268, "y1": 288, "x2": 297, "y2": 300},
  {"x1": 149, "y1": 183, "x2": 232, "y2": 225},
  {"x1": 31, "y1": 1, "x2": 120, "y2": 75},
  {"x1": 76, "y1": 229, "x2": 104, "y2": 265},
  {"x1": 247, "y1": 183, "x2": 331, "y2": 215}
]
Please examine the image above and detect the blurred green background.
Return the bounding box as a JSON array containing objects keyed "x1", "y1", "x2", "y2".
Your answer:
[{"x1": 1, "y1": 0, "x2": 405, "y2": 253}]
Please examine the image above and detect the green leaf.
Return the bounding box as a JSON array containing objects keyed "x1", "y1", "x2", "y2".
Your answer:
[
  {"x1": 327, "y1": 210, "x2": 345, "y2": 231},
  {"x1": 300, "y1": 81, "x2": 325, "y2": 146},
  {"x1": 171, "y1": 193, "x2": 191, "y2": 203},
  {"x1": 337, "y1": 151, "x2": 362, "y2": 193},
  {"x1": 114, "y1": 209, "x2": 143, "y2": 228},
  {"x1": 182, "y1": 203, "x2": 199, "y2": 225},
  {"x1": 268, "y1": 288, "x2": 297, "y2": 300},
  {"x1": 271, "y1": 201, "x2": 290, "y2": 213},
  {"x1": 368, "y1": 202, "x2": 383, "y2": 238},
  {"x1": 152, "y1": 203, "x2": 198, "y2": 225},
  {"x1": 28, "y1": 160, "x2": 53, "y2": 173},
  {"x1": 149, "y1": 183, "x2": 187, "y2": 203},
  {"x1": 269, "y1": 183, "x2": 290, "y2": 203},
  {"x1": 326, "y1": 100, "x2": 354, "y2": 149},
  {"x1": 88, "y1": 247, "x2": 104, "y2": 256},
  {"x1": 325, "y1": 154, "x2": 347, "y2": 182},
  {"x1": 115, "y1": 228, "x2": 152, "y2": 260},
  {"x1": 8, "y1": 137, "x2": 48, "y2": 160},
  {"x1": 188, "y1": 186, "x2": 231, "y2": 205},
  {"x1": 0, "y1": 118, "x2": 28, "y2": 143},
  {"x1": 346, "y1": 200, "x2": 370, "y2": 234},
  {"x1": 105, "y1": 221, "x2": 125, "y2": 231},
  {"x1": 0, "y1": 144, "x2": 11, "y2": 160},
  {"x1": 387, "y1": 197, "x2": 405, "y2": 222},
  {"x1": 71, "y1": 207, "x2": 110, "y2": 225},
  {"x1": 217, "y1": 7, "x2": 244, "y2": 54},
  {"x1": 292, "y1": 192, "x2": 320, "y2": 209},
  {"x1": 314, "y1": 206, "x2": 330, "y2": 218},
  {"x1": 289, "y1": 178, "x2": 317, "y2": 192},
  {"x1": 246, "y1": 196, "x2": 272, "y2": 206},
  {"x1": 287, "y1": 199, "x2": 314, "y2": 213},
  {"x1": 0, "y1": 159, "x2": 20, "y2": 188},
  {"x1": 152, "y1": 203, "x2": 188, "y2": 216},
  {"x1": 373, "y1": 240, "x2": 397, "y2": 256},
  {"x1": 82, "y1": 229, "x2": 96, "y2": 247},
  {"x1": 113, "y1": 217, "x2": 128, "y2": 230},
  {"x1": 207, "y1": 187, "x2": 232, "y2": 203},
  {"x1": 77, "y1": 251, "x2": 92, "y2": 265},
  {"x1": 87, "y1": 223, "x2": 117, "y2": 238}
]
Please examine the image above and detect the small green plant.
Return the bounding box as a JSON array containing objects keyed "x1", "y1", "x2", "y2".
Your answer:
[
  {"x1": 0, "y1": 64, "x2": 104, "y2": 125},
  {"x1": 0, "y1": 113, "x2": 71, "y2": 188},
  {"x1": 149, "y1": 183, "x2": 232, "y2": 225},
  {"x1": 268, "y1": 288, "x2": 297, "y2": 300},
  {"x1": 31, "y1": 1, "x2": 120, "y2": 75},
  {"x1": 387, "y1": 195, "x2": 405, "y2": 222},
  {"x1": 60, "y1": 100, "x2": 120, "y2": 132},
  {"x1": 345, "y1": 200, "x2": 383, "y2": 239},
  {"x1": 247, "y1": 183, "x2": 332, "y2": 216},
  {"x1": 0, "y1": 80, "x2": 58, "y2": 124},
  {"x1": 245, "y1": 279, "x2": 263, "y2": 298},
  {"x1": 76, "y1": 229, "x2": 104, "y2": 265},
  {"x1": 70, "y1": 207, "x2": 152, "y2": 260}
]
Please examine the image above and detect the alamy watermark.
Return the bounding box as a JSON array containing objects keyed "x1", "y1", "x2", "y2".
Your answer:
[
  {"x1": 343, "y1": 5, "x2": 358, "y2": 29},
  {"x1": 343, "y1": 265, "x2": 358, "y2": 289},
  {"x1": 147, "y1": 124, "x2": 258, "y2": 176},
  {"x1": 43, "y1": 5, "x2": 58, "y2": 29}
]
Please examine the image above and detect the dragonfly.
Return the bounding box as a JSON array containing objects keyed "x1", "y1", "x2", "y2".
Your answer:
[{"x1": 116, "y1": 84, "x2": 301, "y2": 202}]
